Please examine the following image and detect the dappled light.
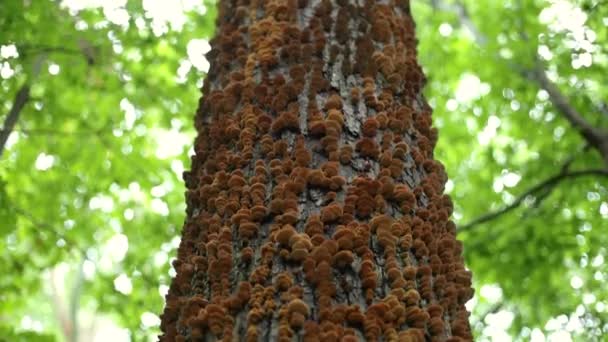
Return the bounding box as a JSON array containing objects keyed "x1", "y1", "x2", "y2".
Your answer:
[
  {"x1": 414, "y1": 0, "x2": 608, "y2": 340},
  {"x1": 1, "y1": 0, "x2": 606, "y2": 341}
]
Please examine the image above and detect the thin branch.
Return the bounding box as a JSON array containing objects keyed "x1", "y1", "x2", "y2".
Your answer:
[
  {"x1": 598, "y1": 102, "x2": 608, "y2": 118},
  {"x1": 428, "y1": 0, "x2": 527, "y2": 76},
  {"x1": 559, "y1": 149, "x2": 580, "y2": 173},
  {"x1": 526, "y1": 153, "x2": 576, "y2": 213},
  {"x1": 0, "y1": 85, "x2": 30, "y2": 157},
  {"x1": 459, "y1": 168, "x2": 608, "y2": 232},
  {"x1": 430, "y1": 0, "x2": 487, "y2": 45},
  {"x1": 16, "y1": 44, "x2": 81, "y2": 56},
  {"x1": 429, "y1": 0, "x2": 608, "y2": 164},
  {"x1": 0, "y1": 127, "x2": 102, "y2": 136},
  {"x1": 526, "y1": 145, "x2": 590, "y2": 212},
  {"x1": 471, "y1": 302, "x2": 504, "y2": 327},
  {"x1": 17, "y1": 42, "x2": 97, "y2": 65},
  {"x1": 528, "y1": 64, "x2": 608, "y2": 163},
  {"x1": 11, "y1": 205, "x2": 86, "y2": 255},
  {"x1": 0, "y1": 54, "x2": 45, "y2": 157},
  {"x1": 0, "y1": 40, "x2": 98, "y2": 155}
]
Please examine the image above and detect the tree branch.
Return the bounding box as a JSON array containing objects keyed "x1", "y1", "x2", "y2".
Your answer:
[
  {"x1": 598, "y1": 102, "x2": 608, "y2": 118},
  {"x1": 17, "y1": 44, "x2": 81, "y2": 56},
  {"x1": 527, "y1": 64, "x2": 608, "y2": 164},
  {"x1": 430, "y1": 0, "x2": 487, "y2": 45},
  {"x1": 0, "y1": 54, "x2": 45, "y2": 157},
  {"x1": 429, "y1": 0, "x2": 608, "y2": 165},
  {"x1": 0, "y1": 127, "x2": 102, "y2": 136},
  {"x1": 471, "y1": 302, "x2": 504, "y2": 327},
  {"x1": 459, "y1": 168, "x2": 608, "y2": 232},
  {"x1": 11, "y1": 205, "x2": 86, "y2": 255},
  {"x1": 0, "y1": 85, "x2": 30, "y2": 158},
  {"x1": 524, "y1": 152, "x2": 575, "y2": 214},
  {"x1": 17, "y1": 42, "x2": 97, "y2": 65}
]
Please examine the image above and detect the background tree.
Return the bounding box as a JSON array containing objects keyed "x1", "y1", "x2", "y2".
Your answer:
[{"x1": 1, "y1": 0, "x2": 606, "y2": 341}]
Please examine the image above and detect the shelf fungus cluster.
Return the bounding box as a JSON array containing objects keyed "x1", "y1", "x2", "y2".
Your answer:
[{"x1": 161, "y1": 0, "x2": 473, "y2": 341}]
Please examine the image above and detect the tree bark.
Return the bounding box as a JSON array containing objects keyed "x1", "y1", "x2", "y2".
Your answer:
[{"x1": 160, "y1": 1, "x2": 473, "y2": 341}]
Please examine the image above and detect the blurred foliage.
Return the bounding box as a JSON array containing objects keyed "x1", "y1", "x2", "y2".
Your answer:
[
  {"x1": 0, "y1": 0, "x2": 606, "y2": 341},
  {"x1": 414, "y1": 0, "x2": 608, "y2": 340},
  {"x1": 1, "y1": 0, "x2": 216, "y2": 340}
]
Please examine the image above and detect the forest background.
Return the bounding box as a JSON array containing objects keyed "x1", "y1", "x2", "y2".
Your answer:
[{"x1": 1, "y1": 0, "x2": 606, "y2": 341}]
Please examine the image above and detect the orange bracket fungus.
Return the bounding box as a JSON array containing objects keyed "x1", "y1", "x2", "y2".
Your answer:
[{"x1": 160, "y1": 0, "x2": 473, "y2": 340}]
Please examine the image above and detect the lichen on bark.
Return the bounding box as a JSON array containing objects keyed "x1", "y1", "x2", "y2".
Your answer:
[{"x1": 160, "y1": 0, "x2": 474, "y2": 341}]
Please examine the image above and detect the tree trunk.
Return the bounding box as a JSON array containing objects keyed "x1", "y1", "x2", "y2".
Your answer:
[{"x1": 160, "y1": 0, "x2": 473, "y2": 341}]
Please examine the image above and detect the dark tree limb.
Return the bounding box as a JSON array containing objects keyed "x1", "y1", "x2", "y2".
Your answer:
[
  {"x1": 429, "y1": 0, "x2": 608, "y2": 165},
  {"x1": 525, "y1": 152, "x2": 576, "y2": 214},
  {"x1": 0, "y1": 84, "x2": 31, "y2": 158},
  {"x1": 427, "y1": 0, "x2": 608, "y2": 229},
  {"x1": 526, "y1": 64, "x2": 608, "y2": 164},
  {"x1": 459, "y1": 168, "x2": 608, "y2": 232},
  {"x1": 519, "y1": 148, "x2": 592, "y2": 225},
  {"x1": 429, "y1": 0, "x2": 608, "y2": 227},
  {"x1": 0, "y1": 54, "x2": 46, "y2": 157},
  {"x1": 471, "y1": 302, "x2": 504, "y2": 328}
]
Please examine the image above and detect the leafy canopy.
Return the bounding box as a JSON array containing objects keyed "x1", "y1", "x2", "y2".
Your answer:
[{"x1": 1, "y1": 0, "x2": 606, "y2": 341}]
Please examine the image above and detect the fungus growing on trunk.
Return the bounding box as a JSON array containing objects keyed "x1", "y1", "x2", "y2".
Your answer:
[{"x1": 160, "y1": 0, "x2": 473, "y2": 340}]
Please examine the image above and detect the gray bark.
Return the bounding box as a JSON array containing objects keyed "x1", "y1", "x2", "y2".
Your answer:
[{"x1": 160, "y1": 1, "x2": 473, "y2": 341}]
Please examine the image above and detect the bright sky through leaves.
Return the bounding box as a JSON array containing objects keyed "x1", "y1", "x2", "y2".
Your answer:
[{"x1": 1, "y1": 0, "x2": 606, "y2": 340}]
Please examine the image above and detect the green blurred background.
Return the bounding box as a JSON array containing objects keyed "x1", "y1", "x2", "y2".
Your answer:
[{"x1": 1, "y1": 0, "x2": 606, "y2": 341}]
